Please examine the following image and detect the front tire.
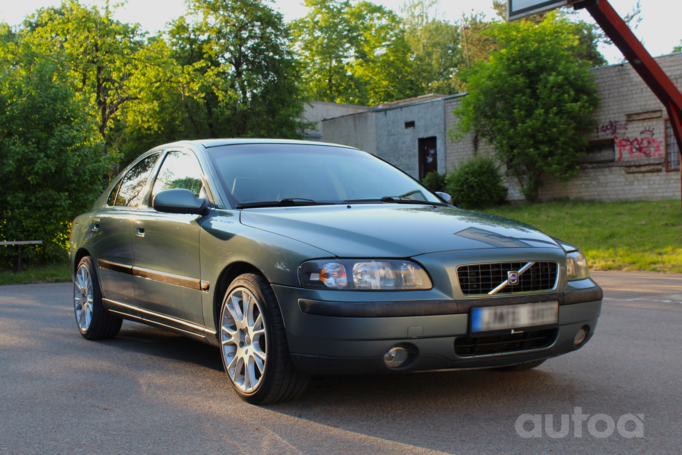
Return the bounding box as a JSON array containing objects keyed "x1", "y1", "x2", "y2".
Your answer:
[
  {"x1": 73, "y1": 256, "x2": 122, "y2": 340},
  {"x1": 219, "y1": 273, "x2": 309, "y2": 404}
]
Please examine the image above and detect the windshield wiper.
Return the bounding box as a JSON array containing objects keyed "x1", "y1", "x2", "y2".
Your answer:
[
  {"x1": 344, "y1": 196, "x2": 449, "y2": 207},
  {"x1": 236, "y1": 198, "x2": 322, "y2": 209}
]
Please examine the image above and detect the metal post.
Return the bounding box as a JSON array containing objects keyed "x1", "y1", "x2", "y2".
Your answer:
[
  {"x1": 14, "y1": 245, "x2": 22, "y2": 274},
  {"x1": 579, "y1": 0, "x2": 682, "y2": 216}
]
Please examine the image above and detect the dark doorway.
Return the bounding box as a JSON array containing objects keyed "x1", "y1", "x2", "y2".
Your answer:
[{"x1": 418, "y1": 137, "x2": 437, "y2": 180}]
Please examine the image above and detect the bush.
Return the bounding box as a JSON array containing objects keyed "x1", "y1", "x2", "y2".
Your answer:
[
  {"x1": 0, "y1": 59, "x2": 112, "y2": 267},
  {"x1": 422, "y1": 171, "x2": 448, "y2": 192},
  {"x1": 446, "y1": 155, "x2": 507, "y2": 210}
]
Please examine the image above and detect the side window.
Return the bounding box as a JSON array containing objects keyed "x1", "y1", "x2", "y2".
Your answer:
[
  {"x1": 152, "y1": 151, "x2": 204, "y2": 199},
  {"x1": 115, "y1": 153, "x2": 160, "y2": 207},
  {"x1": 106, "y1": 178, "x2": 122, "y2": 206}
]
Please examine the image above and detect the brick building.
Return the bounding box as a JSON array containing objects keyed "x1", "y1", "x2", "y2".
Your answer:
[{"x1": 315, "y1": 52, "x2": 682, "y2": 202}]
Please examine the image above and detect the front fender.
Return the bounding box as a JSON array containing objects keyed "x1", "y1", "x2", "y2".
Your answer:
[{"x1": 199, "y1": 210, "x2": 334, "y2": 331}]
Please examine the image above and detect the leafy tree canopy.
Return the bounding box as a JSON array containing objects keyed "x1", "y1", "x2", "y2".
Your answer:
[
  {"x1": 120, "y1": 0, "x2": 312, "y2": 166},
  {"x1": 453, "y1": 13, "x2": 600, "y2": 202},
  {"x1": 0, "y1": 33, "x2": 113, "y2": 264},
  {"x1": 400, "y1": 0, "x2": 464, "y2": 95},
  {"x1": 23, "y1": 1, "x2": 146, "y2": 156},
  {"x1": 292, "y1": 0, "x2": 418, "y2": 105}
]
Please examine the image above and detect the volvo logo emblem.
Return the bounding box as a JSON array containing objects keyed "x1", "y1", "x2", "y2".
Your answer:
[{"x1": 507, "y1": 271, "x2": 520, "y2": 286}]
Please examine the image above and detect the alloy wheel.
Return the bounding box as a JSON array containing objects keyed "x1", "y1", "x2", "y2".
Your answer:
[
  {"x1": 221, "y1": 288, "x2": 267, "y2": 393},
  {"x1": 74, "y1": 264, "x2": 94, "y2": 332}
]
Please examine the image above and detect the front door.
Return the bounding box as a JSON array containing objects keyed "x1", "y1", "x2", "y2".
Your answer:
[
  {"x1": 418, "y1": 137, "x2": 438, "y2": 180},
  {"x1": 91, "y1": 153, "x2": 161, "y2": 305},
  {"x1": 131, "y1": 150, "x2": 206, "y2": 326}
]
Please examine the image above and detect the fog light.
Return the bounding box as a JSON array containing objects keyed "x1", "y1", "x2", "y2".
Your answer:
[
  {"x1": 574, "y1": 326, "x2": 589, "y2": 347},
  {"x1": 384, "y1": 347, "x2": 409, "y2": 368}
]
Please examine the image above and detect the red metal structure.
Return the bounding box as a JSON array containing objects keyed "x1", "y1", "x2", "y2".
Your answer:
[{"x1": 574, "y1": 0, "x2": 682, "y2": 206}]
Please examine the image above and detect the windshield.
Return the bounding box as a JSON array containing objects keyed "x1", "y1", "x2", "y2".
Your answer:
[{"x1": 207, "y1": 144, "x2": 441, "y2": 206}]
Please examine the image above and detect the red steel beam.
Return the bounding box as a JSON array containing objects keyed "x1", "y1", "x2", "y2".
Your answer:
[{"x1": 580, "y1": 0, "x2": 682, "y2": 205}]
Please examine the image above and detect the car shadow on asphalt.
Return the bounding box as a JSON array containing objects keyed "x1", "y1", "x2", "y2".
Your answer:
[
  {"x1": 97, "y1": 321, "x2": 224, "y2": 373},
  {"x1": 100, "y1": 322, "x2": 573, "y2": 422}
]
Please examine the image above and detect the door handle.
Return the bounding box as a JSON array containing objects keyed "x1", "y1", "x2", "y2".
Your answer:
[
  {"x1": 135, "y1": 221, "x2": 145, "y2": 237},
  {"x1": 92, "y1": 218, "x2": 100, "y2": 232}
]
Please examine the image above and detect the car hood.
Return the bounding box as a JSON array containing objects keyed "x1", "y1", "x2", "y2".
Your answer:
[{"x1": 239, "y1": 204, "x2": 561, "y2": 258}]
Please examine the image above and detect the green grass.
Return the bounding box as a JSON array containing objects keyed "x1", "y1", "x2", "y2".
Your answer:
[
  {"x1": 0, "y1": 262, "x2": 72, "y2": 286},
  {"x1": 482, "y1": 200, "x2": 682, "y2": 273}
]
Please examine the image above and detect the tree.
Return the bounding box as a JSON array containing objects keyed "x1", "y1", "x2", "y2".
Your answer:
[
  {"x1": 492, "y1": 0, "x2": 605, "y2": 67},
  {"x1": 0, "y1": 36, "x2": 112, "y2": 264},
  {"x1": 350, "y1": 2, "x2": 418, "y2": 104},
  {"x1": 25, "y1": 1, "x2": 146, "y2": 157},
  {"x1": 292, "y1": 0, "x2": 417, "y2": 105},
  {"x1": 674, "y1": 41, "x2": 682, "y2": 53},
  {"x1": 119, "y1": 0, "x2": 311, "y2": 166},
  {"x1": 401, "y1": 0, "x2": 463, "y2": 95},
  {"x1": 453, "y1": 13, "x2": 600, "y2": 202}
]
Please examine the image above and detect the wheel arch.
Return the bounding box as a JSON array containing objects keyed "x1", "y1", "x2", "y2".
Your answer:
[
  {"x1": 73, "y1": 247, "x2": 92, "y2": 275},
  {"x1": 213, "y1": 261, "x2": 270, "y2": 332}
]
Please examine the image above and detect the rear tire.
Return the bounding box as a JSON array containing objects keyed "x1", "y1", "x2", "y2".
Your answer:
[
  {"x1": 219, "y1": 273, "x2": 309, "y2": 404},
  {"x1": 495, "y1": 359, "x2": 546, "y2": 372},
  {"x1": 73, "y1": 256, "x2": 122, "y2": 340}
]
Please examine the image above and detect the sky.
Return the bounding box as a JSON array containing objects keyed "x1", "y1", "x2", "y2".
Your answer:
[{"x1": 1, "y1": 0, "x2": 681, "y2": 66}]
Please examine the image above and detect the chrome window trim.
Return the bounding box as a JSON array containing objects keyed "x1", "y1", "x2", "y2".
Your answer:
[{"x1": 97, "y1": 259, "x2": 210, "y2": 293}]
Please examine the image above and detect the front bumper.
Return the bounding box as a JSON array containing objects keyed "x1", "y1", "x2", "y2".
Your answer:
[{"x1": 272, "y1": 281, "x2": 602, "y2": 375}]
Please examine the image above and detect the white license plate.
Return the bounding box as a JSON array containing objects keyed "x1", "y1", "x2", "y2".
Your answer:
[{"x1": 471, "y1": 301, "x2": 559, "y2": 333}]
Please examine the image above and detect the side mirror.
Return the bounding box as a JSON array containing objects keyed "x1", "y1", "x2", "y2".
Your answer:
[
  {"x1": 153, "y1": 189, "x2": 209, "y2": 216},
  {"x1": 435, "y1": 191, "x2": 453, "y2": 205}
]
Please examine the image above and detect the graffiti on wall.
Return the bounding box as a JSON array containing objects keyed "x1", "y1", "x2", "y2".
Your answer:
[
  {"x1": 614, "y1": 128, "x2": 663, "y2": 162},
  {"x1": 595, "y1": 120, "x2": 628, "y2": 137}
]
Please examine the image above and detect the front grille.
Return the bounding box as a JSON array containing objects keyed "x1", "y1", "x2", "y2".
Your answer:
[
  {"x1": 457, "y1": 262, "x2": 558, "y2": 296},
  {"x1": 454, "y1": 329, "x2": 558, "y2": 357}
]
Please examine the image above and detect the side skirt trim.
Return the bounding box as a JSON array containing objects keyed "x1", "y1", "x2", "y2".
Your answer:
[{"x1": 103, "y1": 298, "x2": 216, "y2": 336}]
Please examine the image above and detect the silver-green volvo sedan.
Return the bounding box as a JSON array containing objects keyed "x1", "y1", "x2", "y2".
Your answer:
[{"x1": 69, "y1": 139, "x2": 602, "y2": 404}]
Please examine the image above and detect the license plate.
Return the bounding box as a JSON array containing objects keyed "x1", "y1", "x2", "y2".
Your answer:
[{"x1": 471, "y1": 301, "x2": 559, "y2": 334}]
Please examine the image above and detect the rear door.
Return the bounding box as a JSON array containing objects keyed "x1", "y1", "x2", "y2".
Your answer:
[
  {"x1": 90, "y1": 153, "x2": 161, "y2": 305},
  {"x1": 131, "y1": 149, "x2": 207, "y2": 327}
]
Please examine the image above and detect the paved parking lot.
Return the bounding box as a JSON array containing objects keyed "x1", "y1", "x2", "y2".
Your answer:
[{"x1": 1, "y1": 271, "x2": 681, "y2": 454}]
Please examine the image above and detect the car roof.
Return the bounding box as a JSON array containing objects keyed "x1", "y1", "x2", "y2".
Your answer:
[{"x1": 159, "y1": 138, "x2": 359, "y2": 150}]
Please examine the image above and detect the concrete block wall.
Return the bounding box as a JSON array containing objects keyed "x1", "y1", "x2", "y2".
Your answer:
[
  {"x1": 374, "y1": 99, "x2": 446, "y2": 179},
  {"x1": 303, "y1": 101, "x2": 370, "y2": 141},
  {"x1": 443, "y1": 53, "x2": 682, "y2": 202},
  {"x1": 321, "y1": 111, "x2": 376, "y2": 154}
]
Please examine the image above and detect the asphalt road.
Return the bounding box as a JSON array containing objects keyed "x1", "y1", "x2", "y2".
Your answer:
[{"x1": 1, "y1": 271, "x2": 682, "y2": 455}]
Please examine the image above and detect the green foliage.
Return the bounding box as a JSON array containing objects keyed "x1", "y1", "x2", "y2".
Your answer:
[
  {"x1": 491, "y1": 1, "x2": 607, "y2": 67},
  {"x1": 401, "y1": 0, "x2": 463, "y2": 95},
  {"x1": 445, "y1": 155, "x2": 507, "y2": 210},
  {"x1": 454, "y1": 13, "x2": 599, "y2": 202},
  {"x1": 0, "y1": 262, "x2": 71, "y2": 285},
  {"x1": 121, "y1": 0, "x2": 312, "y2": 166},
  {"x1": 674, "y1": 41, "x2": 682, "y2": 53},
  {"x1": 0, "y1": 48, "x2": 112, "y2": 264},
  {"x1": 292, "y1": 0, "x2": 418, "y2": 105},
  {"x1": 25, "y1": 1, "x2": 146, "y2": 156},
  {"x1": 422, "y1": 171, "x2": 448, "y2": 192}
]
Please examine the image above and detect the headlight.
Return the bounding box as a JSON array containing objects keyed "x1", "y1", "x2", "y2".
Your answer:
[
  {"x1": 299, "y1": 259, "x2": 432, "y2": 290},
  {"x1": 566, "y1": 251, "x2": 590, "y2": 281}
]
